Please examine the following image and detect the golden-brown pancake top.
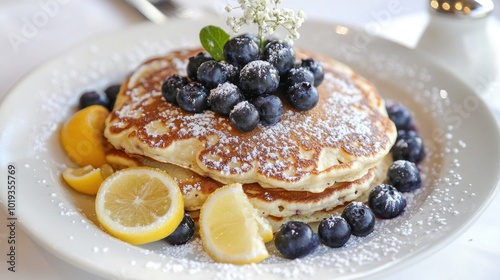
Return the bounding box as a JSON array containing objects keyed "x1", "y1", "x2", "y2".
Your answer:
[{"x1": 105, "y1": 48, "x2": 396, "y2": 192}]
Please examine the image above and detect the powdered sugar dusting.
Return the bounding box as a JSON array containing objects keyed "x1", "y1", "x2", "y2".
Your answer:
[
  {"x1": 231, "y1": 100, "x2": 253, "y2": 113},
  {"x1": 240, "y1": 60, "x2": 280, "y2": 80},
  {"x1": 209, "y1": 82, "x2": 239, "y2": 101}
]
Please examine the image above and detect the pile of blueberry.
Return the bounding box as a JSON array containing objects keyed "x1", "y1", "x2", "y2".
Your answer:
[
  {"x1": 272, "y1": 101, "x2": 425, "y2": 259},
  {"x1": 161, "y1": 33, "x2": 324, "y2": 132}
]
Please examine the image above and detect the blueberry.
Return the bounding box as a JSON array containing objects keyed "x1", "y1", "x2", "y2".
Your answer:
[
  {"x1": 240, "y1": 33, "x2": 261, "y2": 47},
  {"x1": 300, "y1": 59, "x2": 324, "y2": 87},
  {"x1": 161, "y1": 74, "x2": 188, "y2": 104},
  {"x1": 386, "y1": 102, "x2": 413, "y2": 131},
  {"x1": 78, "y1": 90, "x2": 110, "y2": 110},
  {"x1": 165, "y1": 213, "x2": 195, "y2": 245},
  {"x1": 283, "y1": 67, "x2": 315, "y2": 88},
  {"x1": 317, "y1": 216, "x2": 351, "y2": 248},
  {"x1": 285, "y1": 82, "x2": 319, "y2": 111},
  {"x1": 104, "y1": 84, "x2": 121, "y2": 110},
  {"x1": 396, "y1": 129, "x2": 410, "y2": 142},
  {"x1": 208, "y1": 82, "x2": 244, "y2": 116},
  {"x1": 197, "y1": 60, "x2": 230, "y2": 89},
  {"x1": 220, "y1": 61, "x2": 239, "y2": 84},
  {"x1": 252, "y1": 95, "x2": 284, "y2": 126},
  {"x1": 263, "y1": 35, "x2": 280, "y2": 47},
  {"x1": 368, "y1": 184, "x2": 407, "y2": 219},
  {"x1": 392, "y1": 130, "x2": 425, "y2": 164},
  {"x1": 239, "y1": 60, "x2": 280, "y2": 98},
  {"x1": 229, "y1": 101, "x2": 260, "y2": 132},
  {"x1": 176, "y1": 82, "x2": 209, "y2": 113},
  {"x1": 341, "y1": 202, "x2": 375, "y2": 237},
  {"x1": 223, "y1": 35, "x2": 261, "y2": 68},
  {"x1": 274, "y1": 221, "x2": 320, "y2": 259},
  {"x1": 387, "y1": 160, "x2": 422, "y2": 192},
  {"x1": 262, "y1": 41, "x2": 296, "y2": 76},
  {"x1": 187, "y1": 52, "x2": 213, "y2": 81}
]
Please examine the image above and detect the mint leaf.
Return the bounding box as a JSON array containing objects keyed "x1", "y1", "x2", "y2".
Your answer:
[{"x1": 199, "y1": 25, "x2": 229, "y2": 61}]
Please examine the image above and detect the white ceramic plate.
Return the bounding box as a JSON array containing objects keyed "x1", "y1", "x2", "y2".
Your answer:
[{"x1": 1, "y1": 17, "x2": 499, "y2": 280}]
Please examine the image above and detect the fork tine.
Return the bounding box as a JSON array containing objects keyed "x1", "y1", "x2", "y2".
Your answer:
[
  {"x1": 150, "y1": 0, "x2": 178, "y2": 15},
  {"x1": 151, "y1": 0, "x2": 196, "y2": 19},
  {"x1": 125, "y1": 0, "x2": 169, "y2": 23}
]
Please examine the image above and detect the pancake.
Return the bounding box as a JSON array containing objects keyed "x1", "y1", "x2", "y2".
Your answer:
[
  {"x1": 104, "y1": 48, "x2": 397, "y2": 193},
  {"x1": 263, "y1": 154, "x2": 390, "y2": 231},
  {"x1": 245, "y1": 154, "x2": 390, "y2": 218},
  {"x1": 105, "y1": 149, "x2": 141, "y2": 170},
  {"x1": 185, "y1": 174, "x2": 386, "y2": 232},
  {"x1": 106, "y1": 149, "x2": 390, "y2": 223},
  {"x1": 186, "y1": 154, "x2": 388, "y2": 232}
]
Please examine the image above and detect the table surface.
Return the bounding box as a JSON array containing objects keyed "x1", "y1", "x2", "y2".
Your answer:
[{"x1": 1, "y1": 1, "x2": 500, "y2": 279}]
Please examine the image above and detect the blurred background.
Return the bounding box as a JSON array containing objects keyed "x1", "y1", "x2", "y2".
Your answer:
[{"x1": 2, "y1": 0, "x2": 499, "y2": 96}]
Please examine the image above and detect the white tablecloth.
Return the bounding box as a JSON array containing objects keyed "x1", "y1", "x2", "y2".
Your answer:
[{"x1": 1, "y1": 1, "x2": 499, "y2": 279}]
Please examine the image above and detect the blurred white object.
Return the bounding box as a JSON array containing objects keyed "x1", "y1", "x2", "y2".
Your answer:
[{"x1": 416, "y1": 0, "x2": 499, "y2": 91}]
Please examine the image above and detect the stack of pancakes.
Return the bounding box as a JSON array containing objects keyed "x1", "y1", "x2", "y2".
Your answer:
[{"x1": 103, "y1": 48, "x2": 397, "y2": 230}]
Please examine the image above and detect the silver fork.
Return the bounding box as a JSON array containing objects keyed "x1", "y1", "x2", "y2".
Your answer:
[{"x1": 125, "y1": 0, "x2": 191, "y2": 23}]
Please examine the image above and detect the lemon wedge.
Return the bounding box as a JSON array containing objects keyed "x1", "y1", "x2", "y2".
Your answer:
[
  {"x1": 95, "y1": 167, "x2": 184, "y2": 245},
  {"x1": 199, "y1": 183, "x2": 271, "y2": 264},
  {"x1": 254, "y1": 209, "x2": 274, "y2": 243},
  {"x1": 60, "y1": 105, "x2": 109, "y2": 168},
  {"x1": 61, "y1": 164, "x2": 114, "y2": 195}
]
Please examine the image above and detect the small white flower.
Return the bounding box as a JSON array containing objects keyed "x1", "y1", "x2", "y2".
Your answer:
[{"x1": 225, "y1": 0, "x2": 306, "y2": 47}]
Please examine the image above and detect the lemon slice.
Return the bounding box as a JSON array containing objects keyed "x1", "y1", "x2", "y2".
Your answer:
[
  {"x1": 199, "y1": 183, "x2": 271, "y2": 264},
  {"x1": 62, "y1": 164, "x2": 114, "y2": 195},
  {"x1": 95, "y1": 167, "x2": 184, "y2": 245},
  {"x1": 60, "y1": 105, "x2": 109, "y2": 168}
]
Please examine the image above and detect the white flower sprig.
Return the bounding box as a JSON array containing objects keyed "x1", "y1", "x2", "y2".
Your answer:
[{"x1": 225, "y1": 0, "x2": 306, "y2": 48}]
